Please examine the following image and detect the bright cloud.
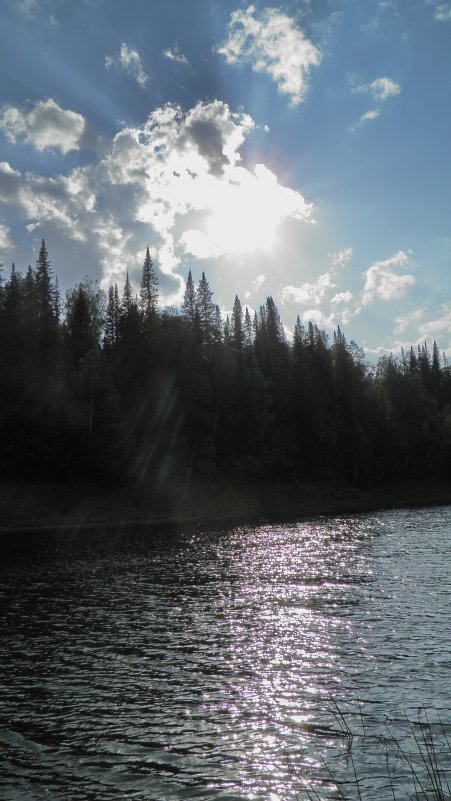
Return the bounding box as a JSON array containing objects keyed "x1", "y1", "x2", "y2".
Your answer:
[
  {"x1": 359, "y1": 109, "x2": 381, "y2": 125},
  {"x1": 0, "y1": 223, "x2": 13, "y2": 250},
  {"x1": 0, "y1": 99, "x2": 86, "y2": 154},
  {"x1": 105, "y1": 43, "x2": 149, "y2": 87},
  {"x1": 218, "y1": 5, "x2": 322, "y2": 105},
  {"x1": 352, "y1": 75, "x2": 401, "y2": 126},
  {"x1": 280, "y1": 272, "x2": 334, "y2": 305},
  {"x1": 163, "y1": 45, "x2": 188, "y2": 64},
  {"x1": 362, "y1": 250, "x2": 415, "y2": 305},
  {"x1": 0, "y1": 100, "x2": 313, "y2": 303},
  {"x1": 331, "y1": 290, "x2": 353, "y2": 305},
  {"x1": 253, "y1": 274, "x2": 266, "y2": 292},
  {"x1": 331, "y1": 247, "x2": 353, "y2": 267},
  {"x1": 354, "y1": 75, "x2": 401, "y2": 101},
  {"x1": 368, "y1": 77, "x2": 401, "y2": 100},
  {"x1": 302, "y1": 308, "x2": 336, "y2": 327}
]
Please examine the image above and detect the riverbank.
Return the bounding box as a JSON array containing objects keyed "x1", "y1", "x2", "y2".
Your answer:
[{"x1": 1, "y1": 475, "x2": 451, "y2": 531}]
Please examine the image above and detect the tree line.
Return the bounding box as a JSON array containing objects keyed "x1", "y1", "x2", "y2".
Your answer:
[{"x1": 1, "y1": 239, "x2": 451, "y2": 488}]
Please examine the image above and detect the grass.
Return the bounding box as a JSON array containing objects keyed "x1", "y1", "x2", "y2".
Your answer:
[{"x1": 294, "y1": 704, "x2": 451, "y2": 801}]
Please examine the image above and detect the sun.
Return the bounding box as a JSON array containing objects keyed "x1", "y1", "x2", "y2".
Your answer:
[
  {"x1": 180, "y1": 163, "x2": 312, "y2": 261},
  {"x1": 206, "y1": 172, "x2": 280, "y2": 255}
]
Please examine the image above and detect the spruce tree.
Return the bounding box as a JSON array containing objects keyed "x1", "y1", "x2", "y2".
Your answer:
[
  {"x1": 139, "y1": 247, "x2": 158, "y2": 319},
  {"x1": 182, "y1": 269, "x2": 196, "y2": 322},
  {"x1": 195, "y1": 271, "x2": 215, "y2": 345},
  {"x1": 231, "y1": 294, "x2": 244, "y2": 352},
  {"x1": 105, "y1": 284, "x2": 120, "y2": 350}
]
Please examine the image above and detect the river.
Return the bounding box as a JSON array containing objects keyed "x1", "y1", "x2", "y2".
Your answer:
[{"x1": 1, "y1": 506, "x2": 450, "y2": 800}]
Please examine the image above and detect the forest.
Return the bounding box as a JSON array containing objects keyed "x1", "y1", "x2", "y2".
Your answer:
[{"x1": 1, "y1": 239, "x2": 451, "y2": 491}]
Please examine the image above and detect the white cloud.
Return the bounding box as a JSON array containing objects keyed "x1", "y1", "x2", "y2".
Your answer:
[
  {"x1": 0, "y1": 101, "x2": 313, "y2": 304},
  {"x1": 217, "y1": 5, "x2": 321, "y2": 105},
  {"x1": 331, "y1": 246, "x2": 353, "y2": 267},
  {"x1": 394, "y1": 308, "x2": 423, "y2": 334},
  {"x1": 302, "y1": 308, "x2": 335, "y2": 328},
  {"x1": 331, "y1": 290, "x2": 353, "y2": 306},
  {"x1": 253, "y1": 274, "x2": 266, "y2": 292},
  {"x1": 105, "y1": 43, "x2": 149, "y2": 87},
  {"x1": 0, "y1": 224, "x2": 13, "y2": 250},
  {"x1": 354, "y1": 76, "x2": 401, "y2": 101},
  {"x1": 419, "y1": 306, "x2": 451, "y2": 337},
  {"x1": 362, "y1": 250, "x2": 415, "y2": 305},
  {"x1": 359, "y1": 109, "x2": 381, "y2": 125},
  {"x1": 435, "y1": 4, "x2": 451, "y2": 21},
  {"x1": 0, "y1": 99, "x2": 86, "y2": 154},
  {"x1": 351, "y1": 75, "x2": 401, "y2": 127},
  {"x1": 368, "y1": 77, "x2": 401, "y2": 101},
  {"x1": 163, "y1": 45, "x2": 188, "y2": 64},
  {"x1": 280, "y1": 272, "x2": 334, "y2": 305}
]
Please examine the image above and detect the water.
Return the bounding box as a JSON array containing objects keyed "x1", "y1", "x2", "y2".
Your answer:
[{"x1": 1, "y1": 506, "x2": 451, "y2": 800}]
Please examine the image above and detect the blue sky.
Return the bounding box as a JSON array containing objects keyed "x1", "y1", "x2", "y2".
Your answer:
[{"x1": 0, "y1": 0, "x2": 450, "y2": 357}]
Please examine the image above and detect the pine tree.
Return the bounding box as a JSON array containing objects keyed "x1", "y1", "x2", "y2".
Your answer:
[
  {"x1": 244, "y1": 306, "x2": 253, "y2": 350},
  {"x1": 122, "y1": 271, "x2": 133, "y2": 317},
  {"x1": 195, "y1": 271, "x2": 215, "y2": 345},
  {"x1": 34, "y1": 239, "x2": 60, "y2": 367},
  {"x1": 223, "y1": 315, "x2": 231, "y2": 344},
  {"x1": 105, "y1": 284, "x2": 120, "y2": 350},
  {"x1": 182, "y1": 269, "x2": 196, "y2": 322},
  {"x1": 231, "y1": 294, "x2": 244, "y2": 352},
  {"x1": 35, "y1": 239, "x2": 57, "y2": 323},
  {"x1": 139, "y1": 247, "x2": 158, "y2": 319}
]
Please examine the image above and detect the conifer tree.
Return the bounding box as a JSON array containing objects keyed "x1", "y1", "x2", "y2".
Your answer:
[
  {"x1": 231, "y1": 294, "x2": 244, "y2": 352},
  {"x1": 195, "y1": 271, "x2": 215, "y2": 345},
  {"x1": 105, "y1": 284, "x2": 120, "y2": 350},
  {"x1": 223, "y1": 315, "x2": 231, "y2": 344},
  {"x1": 139, "y1": 247, "x2": 158, "y2": 319},
  {"x1": 182, "y1": 269, "x2": 196, "y2": 322},
  {"x1": 122, "y1": 270, "x2": 133, "y2": 316},
  {"x1": 244, "y1": 306, "x2": 253, "y2": 350},
  {"x1": 35, "y1": 239, "x2": 57, "y2": 322}
]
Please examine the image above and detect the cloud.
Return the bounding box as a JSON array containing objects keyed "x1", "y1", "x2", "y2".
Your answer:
[
  {"x1": 253, "y1": 274, "x2": 266, "y2": 292},
  {"x1": 15, "y1": 0, "x2": 39, "y2": 17},
  {"x1": 434, "y1": 4, "x2": 451, "y2": 21},
  {"x1": 0, "y1": 101, "x2": 313, "y2": 304},
  {"x1": 302, "y1": 308, "x2": 336, "y2": 328},
  {"x1": 368, "y1": 77, "x2": 401, "y2": 101},
  {"x1": 0, "y1": 223, "x2": 13, "y2": 251},
  {"x1": 163, "y1": 45, "x2": 188, "y2": 64},
  {"x1": 331, "y1": 290, "x2": 353, "y2": 306},
  {"x1": 394, "y1": 308, "x2": 423, "y2": 334},
  {"x1": 352, "y1": 75, "x2": 401, "y2": 127},
  {"x1": 359, "y1": 109, "x2": 381, "y2": 125},
  {"x1": 280, "y1": 272, "x2": 334, "y2": 305},
  {"x1": 331, "y1": 246, "x2": 353, "y2": 267},
  {"x1": 217, "y1": 5, "x2": 322, "y2": 105},
  {"x1": 362, "y1": 250, "x2": 415, "y2": 306},
  {"x1": 0, "y1": 99, "x2": 86, "y2": 154},
  {"x1": 418, "y1": 306, "x2": 451, "y2": 337},
  {"x1": 105, "y1": 43, "x2": 149, "y2": 87}
]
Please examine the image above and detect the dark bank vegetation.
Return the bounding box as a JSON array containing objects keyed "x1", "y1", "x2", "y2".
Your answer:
[{"x1": 1, "y1": 241, "x2": 451, "y2": 507}]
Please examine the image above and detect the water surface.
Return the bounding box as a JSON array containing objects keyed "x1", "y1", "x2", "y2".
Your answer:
[{"x1": 1, "y1": 507, "x2": 450, "y2": 799}]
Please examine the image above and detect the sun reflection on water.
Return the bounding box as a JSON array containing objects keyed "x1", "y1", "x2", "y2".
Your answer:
[{"x1": 200, "y1": 519, "x2": 373, "y2": 799}]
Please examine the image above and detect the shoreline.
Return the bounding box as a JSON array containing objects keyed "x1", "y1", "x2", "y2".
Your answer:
[{"x1": 1, "y1": 476, "x2": 451, "y2": 533}]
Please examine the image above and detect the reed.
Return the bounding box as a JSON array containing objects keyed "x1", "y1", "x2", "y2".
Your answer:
[{"x1": 294, "y1": 705, "x2": 451, "y2": 801}]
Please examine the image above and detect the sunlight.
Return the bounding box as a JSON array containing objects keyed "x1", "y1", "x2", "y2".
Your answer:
[{"x1": 202, "y1": 163, "x2": 310, "y2": 257}]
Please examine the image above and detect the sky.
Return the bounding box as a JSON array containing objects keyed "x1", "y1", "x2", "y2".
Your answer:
[{"x1": 0, "y1": 0, "x2": 450, "y2": 358}]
